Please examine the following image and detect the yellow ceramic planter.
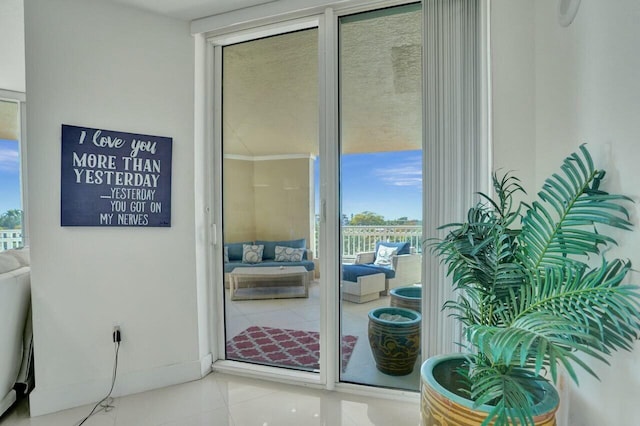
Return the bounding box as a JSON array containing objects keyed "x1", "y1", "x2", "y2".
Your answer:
[{"x1": 421, "y1": 355, "x2": 559, "y2": 426}]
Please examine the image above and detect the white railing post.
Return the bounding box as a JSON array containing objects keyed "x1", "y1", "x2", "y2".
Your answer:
[{"x1": 340, "y1": 225, "x2": 422, "y2": 257}]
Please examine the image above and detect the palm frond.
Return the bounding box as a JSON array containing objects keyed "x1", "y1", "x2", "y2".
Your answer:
[
  {"x1": 520, "y1": 260, "x2": 640, "y2": 352},
  {"x1": 432, "y1": 173, "x2": 526, "y2": 322},
  {"x1": 471, "y1": 260, "x2": 640, "y2": 383},
  {"x1": 519, "y1": 145, "x2": 633, "y2": 272},
  {"x1": 466, "y1": 363, "x2": 541, "y2": 426}
]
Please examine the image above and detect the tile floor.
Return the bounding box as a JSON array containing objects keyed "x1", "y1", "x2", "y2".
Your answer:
[
  {"x1": 1, "y1": 280, "x2": 423, "y2": 426},
  {"x1": 0, "y1": 373, "x2": 421, "y2": 426},
  {"x1": 225, "y1": 281, "x2": 422, "y2": 391}
]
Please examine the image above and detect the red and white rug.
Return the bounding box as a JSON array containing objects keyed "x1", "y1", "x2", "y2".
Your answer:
[{"x1": 226, "y1": 326, "x2": 358, "y2": 372}]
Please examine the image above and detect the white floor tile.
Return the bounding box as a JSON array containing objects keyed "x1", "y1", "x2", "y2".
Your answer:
[
  {"x1": 2, "y1": 373, "x2": 420, "y2": 426},
  {"x1": 112, "y1": 391, "x2": 155, "y2": 426},
  {"x1": 339, "y1": 396, "x2": 421, "y2": 426},
  {"x1": 215, "y1": 374, "x2": 283, "y2": 406},
  {"x1": 157, "y1": 406, "x2": 234, "y2": 426},
  {"x1": 243, "y1": 310, "x2": 307, "y2": 330},
  {"x1": 27, "y1": 401, "x2": 117, "y2": 426},
  {"x1": 227, "y1": 389, "x2": 323, "y2": 426},
  {"x1": 289, "y1": 304, "x2": 321, "y2": 321},
  {"x1": 146, "y1": 378, "x2": 227, "y2": 424}
]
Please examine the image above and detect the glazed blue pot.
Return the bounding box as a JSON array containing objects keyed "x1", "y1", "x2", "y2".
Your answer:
[
  {"x1": 367, "y1": 306, "x2": 421, "y2": 376},
  {"x1": 389, "y1": 286, "x2": 422, "y2": 313}
]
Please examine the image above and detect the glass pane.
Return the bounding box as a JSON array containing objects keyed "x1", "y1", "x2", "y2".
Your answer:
[
  {"x1": 338, "y1": 4, "x2": 423, "y2": 390},
  {"x1": 0, "y1": 100, "x2": 24, "y2": 251},
  {"x1": 221, "y1": 29, "x2": 320, "y2": 372}
]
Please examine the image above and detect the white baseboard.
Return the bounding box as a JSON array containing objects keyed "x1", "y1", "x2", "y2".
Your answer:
[
  {"x1": 200, "y1": 352, "x2": 213, "y2": 376},
  {"x1": 29, "y1": 356, "x2": 211, "y2": 417}
]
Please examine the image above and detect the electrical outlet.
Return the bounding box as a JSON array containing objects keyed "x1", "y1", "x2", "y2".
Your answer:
[{"x1": 112, "y1": 325, "x2": 122, "y2": 343}]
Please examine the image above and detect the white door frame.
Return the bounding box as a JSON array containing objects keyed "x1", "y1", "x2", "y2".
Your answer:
[{"x1": 195, "y1": 0, "x2": 490, "y2": 398}]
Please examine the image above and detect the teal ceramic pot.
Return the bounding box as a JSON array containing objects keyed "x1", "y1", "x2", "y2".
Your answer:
[
  {"x1": 368, "y1": 306, "x2": 421, "y2": 376},
  {"x1": 389, "y1": 286, "x2": 422, "y2": 313},
  {"x1": 420, "y1": 354, "x2": 559, "y2": 426}
]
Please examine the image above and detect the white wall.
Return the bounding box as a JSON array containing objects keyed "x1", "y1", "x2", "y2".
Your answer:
[
  {"x1": 0, "y1": 0, "x2": 25, "y2": 93},
  {"x1": 24, "y1": 0, "x2": 205, "y2": 415},
  {"x1": 492, "y1": 1, "x2": 640, "y2": 425},
  {"x1": 534, "y1": 1, "x2": 640, "y2": 424},
  {"x1": 490, "y1": 0, "x2": 536, "y2": 195}
]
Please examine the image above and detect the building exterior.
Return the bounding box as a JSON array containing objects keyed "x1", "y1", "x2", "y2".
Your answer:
[{"x1": 0, "y1": 229, "x2": 22, "y2": 251}]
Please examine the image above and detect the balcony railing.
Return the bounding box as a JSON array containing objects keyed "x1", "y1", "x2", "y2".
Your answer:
[
  {"x1": 342, "y1": 225, "x2": 422, "y2": 256},
  {"x1": 314, "y1": 225, "x2": 423, "y2": 259}
]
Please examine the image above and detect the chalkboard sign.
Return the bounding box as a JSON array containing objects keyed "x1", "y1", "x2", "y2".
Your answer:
[{"x1": 61, "y1": 124, "x2": 172, "y2": 227}]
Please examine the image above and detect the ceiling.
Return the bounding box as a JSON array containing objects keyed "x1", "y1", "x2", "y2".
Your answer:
[
  {"x1": 223, "y1": 6, "x2": 422, "y2": 157},
  {"x1": 110, "y1": 0, "x2": 278, "y2": 21},
  {"x1": 0, "y1": 100, "x2": 19, "y2": 141}
]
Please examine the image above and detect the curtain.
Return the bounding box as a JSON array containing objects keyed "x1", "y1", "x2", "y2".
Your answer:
[{"x1": 422, "y1": 0, "x2": 486, "y2": 356}]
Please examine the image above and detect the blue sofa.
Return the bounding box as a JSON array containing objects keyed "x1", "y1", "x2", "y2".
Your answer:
[
  {"x1": 223, "y1": 238, "x2": 315, "y2": 286},
  {"x1": 349, "y1": 241, "x2": 421, "y2": 295}
]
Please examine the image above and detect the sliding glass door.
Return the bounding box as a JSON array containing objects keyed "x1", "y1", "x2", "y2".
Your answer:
[
  {"x1": 338, "y1": 3, "x2": 423, "y2": 391},
  {"x1": 214, "y1": 2, "x2": 428, "y2": 392},
  {"x1": 221, "y1": 28, "x2": 321, "y2": 372}
]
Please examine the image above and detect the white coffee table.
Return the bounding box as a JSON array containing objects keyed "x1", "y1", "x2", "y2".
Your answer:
[{"x1": 229, "y1": 266, "x2": 309, "y2": 300}]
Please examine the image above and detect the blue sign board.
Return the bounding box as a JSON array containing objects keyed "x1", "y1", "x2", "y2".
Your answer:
[{"x1": 61, "y1": 124, "x2": 172, "y2": 227}]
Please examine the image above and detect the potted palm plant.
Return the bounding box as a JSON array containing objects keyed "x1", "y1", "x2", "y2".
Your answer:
[{"x1": 422, "y1": 145, "x2": 640, "y2": 426}]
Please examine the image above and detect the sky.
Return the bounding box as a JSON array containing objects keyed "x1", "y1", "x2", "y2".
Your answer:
[
  {"x1": 0, "y1": 139, "x2": 21, "y2": 215},
  {"x1": 315, "y1": 150, "x2": 423, "y2": 221}
]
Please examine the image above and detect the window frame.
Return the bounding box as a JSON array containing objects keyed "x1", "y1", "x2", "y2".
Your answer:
[{"x1": 0, "y1": 89, "x2": 27, "y2": 249}]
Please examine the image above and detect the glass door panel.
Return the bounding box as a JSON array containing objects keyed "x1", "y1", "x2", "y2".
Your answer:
[
  {"x1": 338, "y1": 3, "x2": 423, "y2": 390},
  {"x1": 221, "y1": 28, "x2": 321, "y2": 372}
]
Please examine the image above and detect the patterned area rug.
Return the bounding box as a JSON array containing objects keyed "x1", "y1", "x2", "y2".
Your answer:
[{"x1": 226, "y1": 326, "x2": 358, "y2": 372}]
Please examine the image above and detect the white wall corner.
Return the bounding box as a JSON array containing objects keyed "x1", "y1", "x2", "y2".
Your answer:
[{"x1": 200, "y1": 352, "x2": 213, "y2": 377}]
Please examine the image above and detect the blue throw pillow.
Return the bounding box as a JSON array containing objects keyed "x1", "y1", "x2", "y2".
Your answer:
[
  {"x1": 225, "y1": 241, "x2": 252, "y2": 261},
  {"x1": 375, "y1": 241, "x2": 411, "y2": 256},
  {"x1": 256, "y1": 238, "x2": 306, "y2": 260}
]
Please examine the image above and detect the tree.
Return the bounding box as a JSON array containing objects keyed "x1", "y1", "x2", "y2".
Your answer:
[
  {"x1": 349, "y1": 211, "x2": 385, "y2": 226},
  {"x1": 0, "y1": 209, "x2": 22, "y2": 229},
  {"x1": 387, "y1": 216, "x2": 409, "y2": 225}
]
